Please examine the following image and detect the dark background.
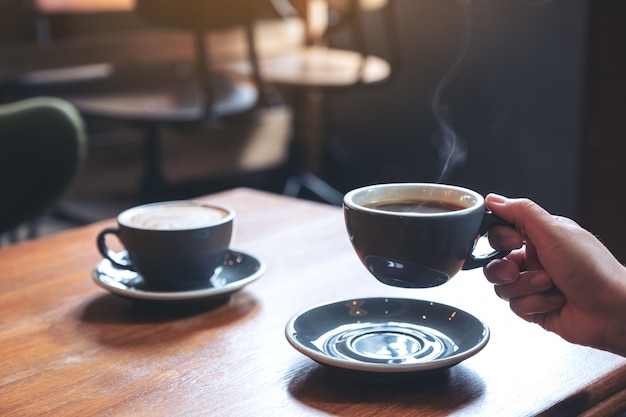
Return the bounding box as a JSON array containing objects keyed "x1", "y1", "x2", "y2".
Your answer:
[{"x1": 1, "y1": 0, "x2": 624, "y2": 261}]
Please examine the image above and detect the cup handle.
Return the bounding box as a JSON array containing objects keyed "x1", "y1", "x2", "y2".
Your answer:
[
  {"x1": 462, "y1": 211, "x2": 515, "y2": 270},
  {"x1": 96, "y1": 227, "x2": 135, "y2": 271}
]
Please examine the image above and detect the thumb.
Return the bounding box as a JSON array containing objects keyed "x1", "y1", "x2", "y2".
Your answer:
[{"x1": 485, "y1": 194, "x2": 559, "y2": 251}]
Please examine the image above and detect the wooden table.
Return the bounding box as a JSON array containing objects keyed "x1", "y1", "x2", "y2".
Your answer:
[{"x1": 1, "y1": 188, "x2": 625, "y2": 416}]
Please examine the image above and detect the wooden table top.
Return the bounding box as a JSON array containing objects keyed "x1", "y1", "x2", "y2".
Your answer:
[
  {"x1": 220, "y1": 46, "x2": 390, "y2": 88},
  {"x1": 1, "y1": 188, "x2": 625, "y2": 416}
]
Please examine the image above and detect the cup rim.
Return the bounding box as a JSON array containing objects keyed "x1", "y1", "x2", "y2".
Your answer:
[
  {"x1": 117, "y1": 200, "x2": 236, "y2": 230},
  {"x1": 343, "y1": 183, "x2": 484, "y2": 217}
]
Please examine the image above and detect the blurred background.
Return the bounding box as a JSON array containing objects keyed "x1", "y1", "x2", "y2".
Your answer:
[{"x1": 0, "y1": 0, "x2": 624, "y2": 262}]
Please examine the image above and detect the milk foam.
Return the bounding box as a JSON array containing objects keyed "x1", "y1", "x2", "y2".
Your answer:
[{"x1": 126, "y1": 204, "x2": 228, "y2": 230}]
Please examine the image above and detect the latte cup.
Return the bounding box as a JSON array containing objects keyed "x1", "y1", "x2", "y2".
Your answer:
[
  {"x1": 97, "y1": 200, "x2": 235, "y2": 291},
  {"x1": 343, "y1": 183, "x2": 512, "y2": 288}
]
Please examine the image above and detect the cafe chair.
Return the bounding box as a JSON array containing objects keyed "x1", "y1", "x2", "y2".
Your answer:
[
  {"x1": 326, "y1": 0, "x2": 401, "y2": 75},
  {"x1": 0, "y1": 96, "x2": 86, "y2": 239},
  {"x1": 129, "y1": 0, "x2": 293, "y2": 200},
  {"x1": 310, "y1": 0, "x2": 401, "y2": 193},
  {"x1": 26, "y1": 0, "x2": 292, "y2": 202},
  {"x1": 221, "y1": 0, "x2": 397, "y2": 205}
]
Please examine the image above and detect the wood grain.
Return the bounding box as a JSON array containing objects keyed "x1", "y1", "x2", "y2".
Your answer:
[{"x1": 0, "y1": 188, "x2": 624, "y2": 416}]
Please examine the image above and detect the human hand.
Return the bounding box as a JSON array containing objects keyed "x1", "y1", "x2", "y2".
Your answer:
[{"x1": 484, "y1": 194, "x2": 626, "y2": 356}]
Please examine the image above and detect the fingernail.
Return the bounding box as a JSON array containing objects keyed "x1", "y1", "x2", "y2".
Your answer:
[
  {"x1": 530, "y1": 272, "x2": 551, "y2": 287},
  {"x1": 487, "y1": 193, "x2": 508, "y2": 205},
  {"x1": 505, "y1": 268, "x2": 518, "y2": 283}
]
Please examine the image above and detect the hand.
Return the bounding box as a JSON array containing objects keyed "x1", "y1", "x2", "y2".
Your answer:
[{"x1": 484, "y1": 194, "x2": 626, "y2": 356}]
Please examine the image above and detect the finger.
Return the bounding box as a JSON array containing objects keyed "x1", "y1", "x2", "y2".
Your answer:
[
  {"x1": 494, "y1": 270, "x2": 553, "y2": 301},
  {"x1": 506, "y1": 245, "x2": 545, "y2": 273},
  {"x1": 485, "y1": 194, "x2": 561, "y2": 249},
  {"x1": 508, "y1": 291, "x2": 566, "y2": 318},
  {"x1": 487, "y1": 225, "x2": 524, "y2": 252},
  {"x1": 522, "y1": 239, "x2": 543, "y2": 271},
  {"x1": 484, "y1": 258, "x2": 519, "y2": 285},
  {"x1": 502, "y1": 248, "x2": 528, "y2": 268}
]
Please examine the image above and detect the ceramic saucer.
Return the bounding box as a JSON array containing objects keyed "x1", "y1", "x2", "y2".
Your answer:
[
  {"x1": 285, "y1": 297, "x2": 489, "y2": 376},
  {"x1": 92, "y1": 249, "x2": 264, "y2": 304}
]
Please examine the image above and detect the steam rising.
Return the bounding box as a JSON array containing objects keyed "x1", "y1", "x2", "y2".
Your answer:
[
  {"x1": 431, "y1": 0, "x2": 553, "y2": 182},
  {"x1": 431, "y1": 0, "x2": 472, "y2": 182}
]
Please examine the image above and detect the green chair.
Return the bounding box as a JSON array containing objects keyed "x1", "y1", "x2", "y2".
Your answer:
[{"x1": 0, "y1": 97, "x2": 86, "y2": 237}]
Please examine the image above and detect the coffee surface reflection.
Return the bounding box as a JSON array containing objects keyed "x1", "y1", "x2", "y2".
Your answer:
[
  {"x1": 364, "y1": 199, "x2": 465, "y2": 214},
  {"x1": 123, "y1": 204, "x2": 229, "y2": 230}
]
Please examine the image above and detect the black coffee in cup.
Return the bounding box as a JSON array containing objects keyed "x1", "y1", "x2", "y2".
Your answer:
[{"x1": 365, "y1": 199, "x2": 466, "y2": 214}]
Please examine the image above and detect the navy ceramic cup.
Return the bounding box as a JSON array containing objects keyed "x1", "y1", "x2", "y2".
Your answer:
[
  {"x1": 343, "y1": 183, "x2": 511, "y2": 288},
  {"x1": 97, "y1": 200, "x2": 235, "y2": 291}
]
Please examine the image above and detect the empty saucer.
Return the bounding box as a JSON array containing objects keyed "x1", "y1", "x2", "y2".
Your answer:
[
  {"x1": 285, "y1": 297, "x2": 489, "y2": 376},
  {"x1": 92, "y1": 249, "x2": 264, "y2": 304}
]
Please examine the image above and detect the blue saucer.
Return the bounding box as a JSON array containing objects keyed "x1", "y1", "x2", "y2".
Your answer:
[
  {"x1": 92, "y1": 249, "x2": 264, "y2": 303},
  {"x1": 286, "y1": 297, "x2": 489, "y2": 375}
]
